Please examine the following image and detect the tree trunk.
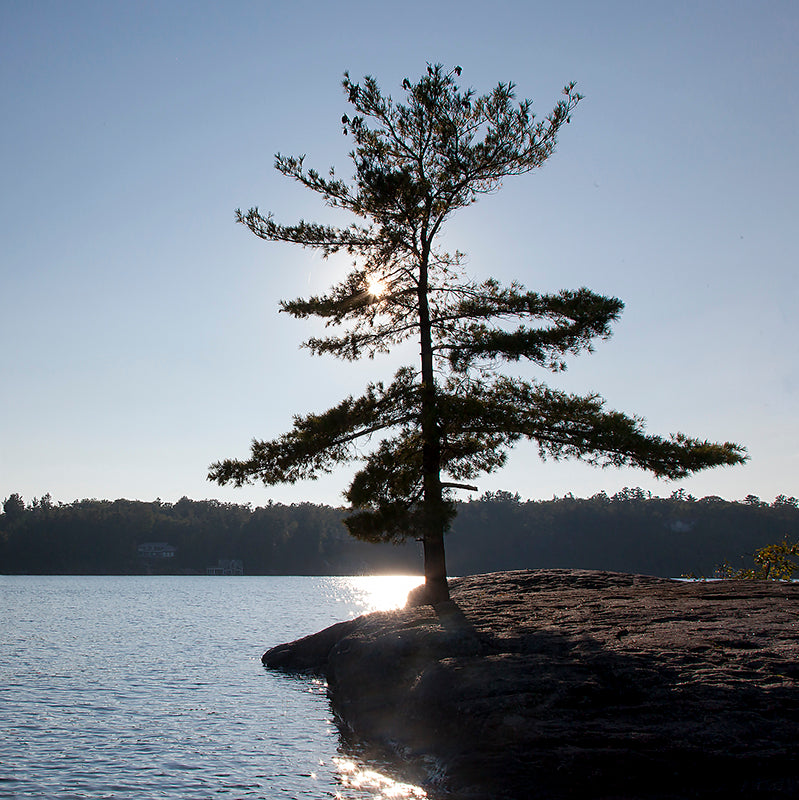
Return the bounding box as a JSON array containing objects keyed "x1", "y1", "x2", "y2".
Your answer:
[
  {"x1": 421, "y1": 523, "x2": 449, "y2": 603},
  {"x1": 417, "y1": 241, "x2": 450, "y2": 604}
]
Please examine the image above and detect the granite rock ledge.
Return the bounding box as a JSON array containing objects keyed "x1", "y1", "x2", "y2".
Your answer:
[{"x1": 262, "y1": 569, "x2": 799, "y2": 799}]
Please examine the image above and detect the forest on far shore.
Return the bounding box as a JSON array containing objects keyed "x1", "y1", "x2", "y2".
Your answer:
[{"x1": 1, "y1": 489, "x2": 797, "y2": 578}]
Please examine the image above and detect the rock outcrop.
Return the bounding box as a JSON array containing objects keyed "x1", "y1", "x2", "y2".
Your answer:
[{"x1": 263, "y1": 570, "x2": 799, "y2": 798}]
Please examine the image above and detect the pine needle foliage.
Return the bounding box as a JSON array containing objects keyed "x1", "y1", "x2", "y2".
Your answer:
[{"x1": 209, "y1": 64, "x2": 746, "y2": 603}]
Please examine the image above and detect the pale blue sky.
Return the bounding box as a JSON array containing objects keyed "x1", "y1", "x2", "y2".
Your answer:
[{"x1": 2, "y1": 1, "x2": 797, "y2": 507}]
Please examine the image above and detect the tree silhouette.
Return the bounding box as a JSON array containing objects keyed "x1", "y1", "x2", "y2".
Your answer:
[
  {"x1": 209, "y1": 65, "x2": 746, "y2": 602},
  {"x1": 2, "y1": 493, "x2": 25, "y2": 520}
]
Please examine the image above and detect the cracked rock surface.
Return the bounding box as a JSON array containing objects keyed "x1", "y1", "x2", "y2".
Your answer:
[{"x1": 263, "y1": 570, "x2": 799, "y2": 799}]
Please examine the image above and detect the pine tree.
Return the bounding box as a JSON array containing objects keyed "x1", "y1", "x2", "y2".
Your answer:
[{"x1": 209, "y1": 64, "x2": 746, "y2": 603}]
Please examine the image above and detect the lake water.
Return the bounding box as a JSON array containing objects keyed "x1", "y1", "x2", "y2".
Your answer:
[{"x1": 0, "y1": 575, "x2": 427, "y2": 799}]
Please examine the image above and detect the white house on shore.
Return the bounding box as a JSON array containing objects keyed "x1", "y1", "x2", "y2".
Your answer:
[{"x1": 137, "y1": 542, "x2": 177, "y2": 559}]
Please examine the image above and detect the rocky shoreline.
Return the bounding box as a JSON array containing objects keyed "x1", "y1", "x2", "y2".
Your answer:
[{"x1": 263, "y1": 570, "x2": 799, "y2": 798}]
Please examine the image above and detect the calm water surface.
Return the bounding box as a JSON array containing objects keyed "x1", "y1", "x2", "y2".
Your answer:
[{"x1": 0, "y1": 575, "x2": 425, "y2": 799}]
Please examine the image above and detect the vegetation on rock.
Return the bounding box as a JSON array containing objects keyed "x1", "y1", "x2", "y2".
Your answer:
[{"x1": 716, "y1": 538, "x2": 799, "y2": 580}]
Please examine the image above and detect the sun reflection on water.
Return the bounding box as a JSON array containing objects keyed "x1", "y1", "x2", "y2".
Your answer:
[
  {"x1": 333, "y1": 757, "x2": 427, "y2": 799},
  {"x1": 312, "y1": 576, "x2": 428, "y2": 798},
  {"x1": 335, "y1": 575, "x2": 423, "y2": 613}
]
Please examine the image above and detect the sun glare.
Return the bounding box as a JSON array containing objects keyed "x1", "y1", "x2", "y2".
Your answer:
[
  {"x1": 333, "y1": 757, "x2": 427, "y2": 799},
  {"x1": 353, "y1": 575, "x2": 423, "y2": 612},
  {"x1": 366, "y1": 276, "x2": 387, "y2": 298}
]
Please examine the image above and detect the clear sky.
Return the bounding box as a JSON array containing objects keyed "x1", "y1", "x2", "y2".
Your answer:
[{"x1": 2, "y1": 1, "x2": 797, "y2": 508}]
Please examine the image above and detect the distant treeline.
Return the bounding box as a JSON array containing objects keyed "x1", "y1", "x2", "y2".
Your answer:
[{"x1": 1, "y1": 489, "x2": 797, "y2": 577}]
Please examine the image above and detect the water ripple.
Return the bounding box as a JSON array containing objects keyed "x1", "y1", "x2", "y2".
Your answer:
[{"x1": 0, "y1": 575, "x2": 425, "y2": 800}]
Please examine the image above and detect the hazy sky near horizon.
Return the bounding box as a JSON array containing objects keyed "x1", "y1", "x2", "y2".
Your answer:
[{"x1": 2, "y1": 1, "x2": 797, "y2": 508}]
